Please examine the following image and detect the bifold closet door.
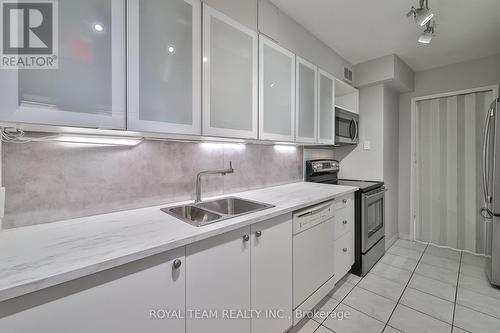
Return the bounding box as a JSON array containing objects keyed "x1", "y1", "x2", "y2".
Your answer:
[{"x1": 415, "y1": 90, "x2": 493, "y2": 253}]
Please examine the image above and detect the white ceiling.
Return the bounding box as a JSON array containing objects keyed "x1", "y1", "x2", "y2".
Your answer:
[{"x1": 270, "y1": 0, "x2": 500, "y2": 71}]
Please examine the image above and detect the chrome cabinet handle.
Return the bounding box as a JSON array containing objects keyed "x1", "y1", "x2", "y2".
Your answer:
[
  {"x1": 342, "y1": 199, "x2": 347, "y2": 204},
  {"x1": 342, "y1": 220, "x2": 348, "y2": 225},
  {"x1": 255, "y1": 231, "x2": 262, "y2": 238},
  {"x1": 173, "y1": 259, "x2": 182, "y2": 269},
  {"x1": 343, "y1": 248, "x2": 348, "y2": 252},
  {"x1": 243, "y1": 234, "x2": 250, "y2": 242}
]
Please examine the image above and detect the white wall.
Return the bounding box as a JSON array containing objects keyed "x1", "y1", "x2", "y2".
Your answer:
[
  {"x1": 335, "y1": 84, "x2": 384, "y2": 181},
  {"x1": 383, "y1": 87, "x2": 400, "y2": 246},
  {"x1": 258, "y1": 0, "x2": 353, "y2": 80},
  {"x1": 398, "y1": 53, "x2": 500, "y2": 239},
  {"x1": 355, "y1": 55, "x2": 414, "y2": 93},
  {"x1": 333, "y1": 84, "x2": 399, "y2": 247},
  {"x1": 203, "y1": 0, "x2": 258, "y2": 30}
]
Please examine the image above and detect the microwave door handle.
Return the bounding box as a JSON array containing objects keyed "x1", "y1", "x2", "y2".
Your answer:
[
  {"x1": 353, "y1": 118, "x2": 359, "y2": 141},
  {"x1": 349, "y1": 119, "x2": 354, "y2": 139}
]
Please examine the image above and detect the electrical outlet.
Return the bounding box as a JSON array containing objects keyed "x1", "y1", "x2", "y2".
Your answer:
[{"x1": 363, "y1": 141, "x2": 371, "y2": 150}]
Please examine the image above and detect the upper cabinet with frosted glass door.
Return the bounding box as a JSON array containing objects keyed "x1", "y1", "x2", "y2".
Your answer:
[
  {"x1": 318, "y1": 69, "x2": 336, "y2": 144},
  {"x1": 258, "y1": 36, "x2": 295, "y2": 142},
  {"x1": 127, "y1": 0, "x2": 201, "y2": 135},
  {"x1": 295, "y1": 57, "x2": 318, "y2": 144},
  {"x1": 0, "y1": 0, "x2": 126, "y2": 129},
  {"x1": 202, "y1": 5, "x2": 258, "y2": 139}
]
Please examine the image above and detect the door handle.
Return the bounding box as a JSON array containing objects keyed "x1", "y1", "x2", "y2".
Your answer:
[
  {"x1": 482, "y1": 106, "x2": 494, "y2": 205},
  {"x1": 353, "y1": 119, "x2": 359, "y2": 141},
  {"x1": 173, "y1": 259, "x2": 182, "y2": 270}
]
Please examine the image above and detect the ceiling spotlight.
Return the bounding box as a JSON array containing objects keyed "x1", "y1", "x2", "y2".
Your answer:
[
  {"x1": 418, "y1": 21, "x2": 436, "y2": 44},
  {"x1": 407, "y1": 0, "x2": 434, "y2": 27}
]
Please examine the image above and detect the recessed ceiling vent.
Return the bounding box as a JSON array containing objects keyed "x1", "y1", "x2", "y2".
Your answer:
[{"x1": 343, "y1": 67, "x2": 353, "y2": 85}]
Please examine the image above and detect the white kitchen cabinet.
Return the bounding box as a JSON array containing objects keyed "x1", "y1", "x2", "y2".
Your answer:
[
  {"x1": 0, "y1": 248, "x2": 186, "y2": 333},
  {"x1": 258, "y1": 36, "x2": 295, "y2": 142},
  {"x1": 295, "y1": 57, "x2": 318, "y2": 143},
  {"x1": 334, "y1": 202, "x2": 354, "y2": 241},
  {"x1": 0, "y1": 0, "x2": 126, "y2": 129},
  {"x1": 318, "y1": 69, "x2": 336, "y2": 144},
  {"x1": 251, "y1": 214, "x2": 293, "y2": 333},
  {"x1": 202, "y1": 5, "x2": 258, "y2": 139},
  {"x1": 335, "y1": 79, "x2": 359, "y2": 114},
  {"x1": 186, "y1": 226, "x2": 252, "y2": 333},
  {"x1": 334, "y1": 231, "x2": 355, "y2": 283},
  {"x1": 127, "y1": 0, "x2": 201, "y2": 135}
]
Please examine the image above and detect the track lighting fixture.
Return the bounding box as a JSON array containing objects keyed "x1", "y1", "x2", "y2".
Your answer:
[
  {"x1": 418, "y1": 21, "x2": 436, "y2": 44},
  {"x1": 407, "y1": 0, "x2": 434, "y2": 27}
]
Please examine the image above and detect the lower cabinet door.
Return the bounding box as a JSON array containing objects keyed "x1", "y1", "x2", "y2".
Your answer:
[
  {"x1": 335, "y1": 231, "x2": 355, "y2": 282},
  {"x1": 186, "y1": 226, "x2": 251, "y2": 333},
  {"x1": 0, "y1": 248, "x2": 186, "y2": 333},
  {"x1": 251, "y1": 214, "x2": 293, "y2": 333}
]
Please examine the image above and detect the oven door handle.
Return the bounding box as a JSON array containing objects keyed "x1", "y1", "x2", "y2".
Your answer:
[{"x1": 364, "y1": 188, "x2": 388, "y2": 200}]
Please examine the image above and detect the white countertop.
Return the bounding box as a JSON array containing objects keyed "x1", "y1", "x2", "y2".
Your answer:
[{"x1": 0, "y1": 182, "x2": 357, "y2": 302}]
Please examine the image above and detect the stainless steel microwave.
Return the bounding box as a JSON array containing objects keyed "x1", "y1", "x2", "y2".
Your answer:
[{"x1": 335, "y1": 108, "x2": 359, "y2": 145}]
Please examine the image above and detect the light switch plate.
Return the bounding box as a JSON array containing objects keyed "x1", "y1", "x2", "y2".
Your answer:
[{"x1": 363, "y1": 141, "x2": 371, "y2": 150}]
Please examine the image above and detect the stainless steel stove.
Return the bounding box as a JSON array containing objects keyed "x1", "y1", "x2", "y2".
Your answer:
[{"x1": 305, "y1": 159, "x2": 386, "y2": 276}]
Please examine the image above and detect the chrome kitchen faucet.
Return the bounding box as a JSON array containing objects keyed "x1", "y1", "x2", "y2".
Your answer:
[{"x1": 194, "y1": 161, "x2": 234, "y2": 203}]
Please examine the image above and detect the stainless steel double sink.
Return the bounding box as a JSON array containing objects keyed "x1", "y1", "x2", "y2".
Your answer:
[{"x1": 161, "y1": 197, "x2": 274, "y2": 227}]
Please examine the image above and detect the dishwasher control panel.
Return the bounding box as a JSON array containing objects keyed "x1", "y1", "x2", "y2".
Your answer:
[{"x1": 292, "y1": 200, "x2": 334, "y2": 235}]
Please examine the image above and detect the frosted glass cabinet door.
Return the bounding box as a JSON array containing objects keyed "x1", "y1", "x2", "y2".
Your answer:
[
  {"x1": 202, "y1": 5, "x2": 258, "y2": 139},
  {"x1": 258, "y1": 36, "x2": 295, "y2": 142},
  {"x1": 0, "y1": 0, "x2": 126, "y2": 129},
  {"x1": 318, "y1": 69, "x2": 336, "y2": 144},
  {"x1": 127, "y1": 0, "x2": 201, "y2": 135},
  {"x1": 295, "y1": 57, "x2": 318, "y2": 143}
]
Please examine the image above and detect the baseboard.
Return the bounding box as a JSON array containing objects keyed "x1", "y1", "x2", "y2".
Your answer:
[
  {"x1": 398, "y1": 233, "x2": 411, "y2": 241},
  {"x1": 385, "y1": 233, "x2": 398, "y2": 250}
]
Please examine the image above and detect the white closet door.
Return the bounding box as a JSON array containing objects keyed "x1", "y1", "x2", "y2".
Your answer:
[
  {"x1": 127, "y1": 0, "x2": 201, "y2": 135},
  {"x1": 0, "y1": 0, "x2": 126, "y2": 129},
  {"x1": 202, "y1": 5, "x2": 258, "y2": 139},
  {"x1": 258, "y1": 36, "x2": 295, "y2": 142},
  {"x1": 318, "y1": 69, "x2": 336, "y2": 144},
  {"x1": 295, "y1": 57, "x2": 318, "y2": 143}
]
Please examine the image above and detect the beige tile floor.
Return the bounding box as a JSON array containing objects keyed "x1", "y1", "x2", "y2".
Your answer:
[{"x1": 289, "y1": 239, "x2": 500, "y2": 333}]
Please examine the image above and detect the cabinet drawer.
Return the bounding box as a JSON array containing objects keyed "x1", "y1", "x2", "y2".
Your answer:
[
  {"x1": 334, "y1": 204, "x2": 354, "y2": 240},
  {"x1": 334, "y1": 232, "x2": 354, "y2": 282},
  {"x1": 333, "y1": 194, "x2": 354, "y2": 211}
]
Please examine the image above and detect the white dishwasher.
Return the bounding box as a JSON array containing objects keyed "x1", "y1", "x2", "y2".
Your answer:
[{"x1": 292, "y1": 200, "x2": 335, "y2": 312}]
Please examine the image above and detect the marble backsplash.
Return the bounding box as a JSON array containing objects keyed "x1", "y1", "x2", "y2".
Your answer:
[{"x1": 2, "y1": 140, "x2": 303, "y2": 229}]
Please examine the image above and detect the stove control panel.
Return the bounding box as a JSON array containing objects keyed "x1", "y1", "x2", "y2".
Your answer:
[{"x1": 306, "y1": 159, "x2": 339, "y2": 176}]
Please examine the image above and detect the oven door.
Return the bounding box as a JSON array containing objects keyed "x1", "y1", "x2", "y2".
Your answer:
[
  {"x1": 361, "y1": 187, "x2": 387, "y2": 253},
  {"x1": 335, "y1": 109, "x2": 359, "y2": 145}
]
